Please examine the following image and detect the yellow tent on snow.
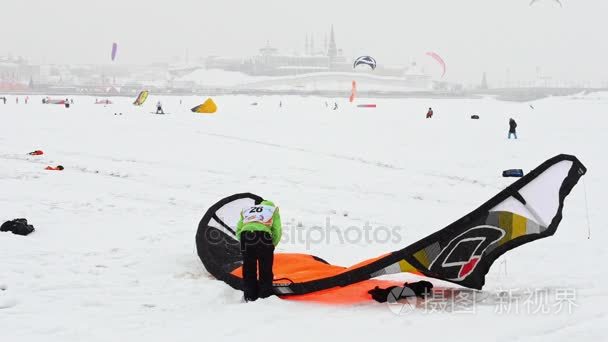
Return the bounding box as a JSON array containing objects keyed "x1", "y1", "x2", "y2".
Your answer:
[{"x1": 191, "y1": 98, "x2": 217, "y2": 114}]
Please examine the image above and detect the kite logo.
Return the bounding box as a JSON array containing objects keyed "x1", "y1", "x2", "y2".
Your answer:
[
  {"x1": 429, "y1": 225, "x2": 505, "y2": 281},
  {"x1": 386, "y1": 286, "x2": 419, "y2": 315}
]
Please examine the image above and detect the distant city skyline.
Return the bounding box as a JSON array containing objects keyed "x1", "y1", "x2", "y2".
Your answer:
[{"x1": 1, "y1": 1, "x2": 607, "y2": 85}]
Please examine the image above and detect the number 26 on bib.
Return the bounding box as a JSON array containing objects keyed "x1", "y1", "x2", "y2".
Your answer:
[{"x1": 242, "y1": 205, "x2": 276, "y2": 226}]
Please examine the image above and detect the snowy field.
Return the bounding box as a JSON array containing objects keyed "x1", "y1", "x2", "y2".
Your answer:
[{"x1": 1, "y1": 94, "x2": 606, "y2": 341}]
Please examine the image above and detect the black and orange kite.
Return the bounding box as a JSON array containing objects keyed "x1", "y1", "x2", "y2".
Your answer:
[{"x1": 196, "y1": 155, "x2": 586, "y2": 303}]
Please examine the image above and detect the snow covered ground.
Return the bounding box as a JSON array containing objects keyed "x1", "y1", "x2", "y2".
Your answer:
[{"x1": 0, "y1": 94, "x2": 606, "y2": 341}]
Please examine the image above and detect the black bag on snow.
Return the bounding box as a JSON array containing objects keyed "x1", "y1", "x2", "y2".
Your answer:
[{"x1": 1, "y1": 218, "x2": 35, "y2": 236}]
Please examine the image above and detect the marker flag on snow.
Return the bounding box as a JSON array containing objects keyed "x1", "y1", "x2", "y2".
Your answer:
[
  {"x1": 133, "y1": 90, "x2": 149, "y2": 106},
  {"x1": 349, "y1": 80, "x2": 357, "y2": 103},
  {"x1": 196, "y1": 155, "x2": 586, "y2": 295}
]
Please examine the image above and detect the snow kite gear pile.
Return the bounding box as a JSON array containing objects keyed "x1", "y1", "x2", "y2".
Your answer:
[
  {"x1": 1, "y1": 219, "x2": 35, "y2": 236},
  {"x1": 28, "y1": 150, "x2": 44, "y2": 156},
  {"x1": 196, "y1": 155, "x2": 586, "y2": 298},
  {"x1": 45, "y1": 165, "x2": 64, "y2": 171}
]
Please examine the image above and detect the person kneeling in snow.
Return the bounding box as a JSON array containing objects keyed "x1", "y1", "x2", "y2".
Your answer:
[{"x1": 236, "y1": 200, "x2": 282, "y2": 302}]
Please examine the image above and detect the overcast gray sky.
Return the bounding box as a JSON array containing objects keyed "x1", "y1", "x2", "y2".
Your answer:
[{"x1": 1, "y1": 0, "x2": 607, "y2": 84}]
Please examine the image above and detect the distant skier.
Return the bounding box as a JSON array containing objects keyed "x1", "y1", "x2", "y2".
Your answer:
[
  {"x1": 508, "y1": 118, "x2": 518, "y2": 139},
  {"x1": 333, "y1": 102, "x2": 338, "y2": 110},
  {"x1": 1, "y1": 97, "x2": 6, "y2": 104},
  {"x1": 236, "y1": 200, "x2": 282, "y2": 302},
  {"x1": 16, "y1": 97, "x2": 19, "y2": 104},
  {"x1": 426, "y1": 107, "x2": 434, "y2": 118},
  {"x1": 156, "y1": 101, "x2": 164, "y2": 114}
]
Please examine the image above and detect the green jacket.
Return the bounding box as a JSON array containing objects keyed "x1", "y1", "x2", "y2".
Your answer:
[{"x1": 236, "y1": 200, "x2": 282, "y2": 246}]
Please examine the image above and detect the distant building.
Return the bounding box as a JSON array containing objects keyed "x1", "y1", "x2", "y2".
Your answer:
[
  {"x1": 0, "y1": 56, "x2": 40, "y2": 90},
  {"x1": 480, "y1": 72, "x2": 489, "y2": 89},
  {"x1": 204, "y1": 26, "x2": 435, "y2": 90},
  {"x1": 206, "y1": 26, "x2": 359, "y2": 76}
]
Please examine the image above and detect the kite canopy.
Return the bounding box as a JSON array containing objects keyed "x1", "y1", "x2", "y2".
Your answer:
[
  {"x1": 133, "y1": 90, "x2": 149, "y2": 106},
  {"x1": 192, "y1": 98, "x2": 217, "y2": 114},
  {"x1": 353, "y1": 56, "x2": 377, "y2": 70},
  {"x1": 111, "y1": 43, "x2": 118, "y2": 62},
  {"x1": 196, "y1": 155, "x2": 586, "y2": 297},
  {"x1": 426, "y1": 51, "x2": 446, "y2": 78},
  {"x1": 530, "y1": 0, "x2": 563, "y2": 7}
]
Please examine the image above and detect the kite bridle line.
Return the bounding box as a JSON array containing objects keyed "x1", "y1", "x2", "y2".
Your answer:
[{"x1": 582, "y1": 177, "x2": 592, "y2": 240}]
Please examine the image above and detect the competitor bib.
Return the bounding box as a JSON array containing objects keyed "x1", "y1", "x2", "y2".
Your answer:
[{"x1": 242, "y1": 205, "x2": 276, "y2": 227}]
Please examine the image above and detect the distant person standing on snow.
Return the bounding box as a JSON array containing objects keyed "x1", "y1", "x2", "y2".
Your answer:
[
  {"x1": 156, "y1": 101, "x2": 164, "y2": 114},
  {"x1": 508, "y1": 118, "x2": 518, "y2": 139},
  {"x1": 236, "y1": 200, "x2": 282, "y2": 302},
  {"x1": 426, "y1": 107, "x2": 434, "y2": 118}
]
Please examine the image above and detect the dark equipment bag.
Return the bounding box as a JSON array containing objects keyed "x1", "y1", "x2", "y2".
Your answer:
[{"x1": 1, "y1": 218, "x2": 35, "y2": 236}]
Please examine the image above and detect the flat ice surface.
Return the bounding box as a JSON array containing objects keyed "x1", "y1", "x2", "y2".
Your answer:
[{"x1": 1, "y1": 94, "x2": 606, "y2": 341}]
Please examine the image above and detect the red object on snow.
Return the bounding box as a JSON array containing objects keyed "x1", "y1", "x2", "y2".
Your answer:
[
  {"x1": 45, "y1": 165, "x2": 64, "y2": 171},
  {"x1": 357, "y1": 104, "x2": 377, "y2": 108},
  {"x1": 28, "y1": 150, "x2": 44, "y2": 156}
]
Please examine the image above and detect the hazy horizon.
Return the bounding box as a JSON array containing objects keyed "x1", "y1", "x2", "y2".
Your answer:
[{"x1": 2, "y1": 0, "x2": 607, "y2": 84}]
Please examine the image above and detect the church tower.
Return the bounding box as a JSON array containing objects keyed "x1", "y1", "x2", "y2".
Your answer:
[{"x1": 327, "y1": 25, "x2": 337, "y2": 58}]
